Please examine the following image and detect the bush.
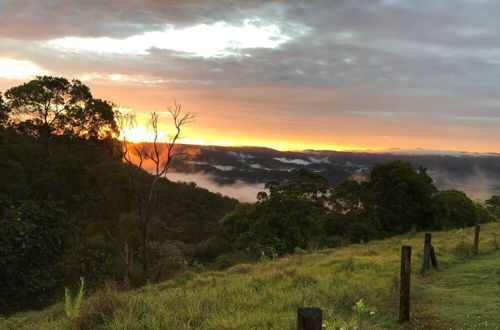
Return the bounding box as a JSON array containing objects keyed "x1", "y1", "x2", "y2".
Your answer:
[
  {"x1": 0, "y1": 200, "x2": 67, "y2": 312},
  {"x1": 212, "y1": 251, "x2": 255, "y2": 270},
  {"x1": 76, "y1": 281, "x2": 127, "y2": 329}
]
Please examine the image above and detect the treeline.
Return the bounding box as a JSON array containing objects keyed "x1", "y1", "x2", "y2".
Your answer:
[
  {"x1": 0, "y1": 77, "x2": 236, "y2": 313},
  {"x1": 216, "y1": 165, "x2": 498, "y2": 261},
  {"x1": 1, "y1": 76, "x2": 499, "y2": 314}
]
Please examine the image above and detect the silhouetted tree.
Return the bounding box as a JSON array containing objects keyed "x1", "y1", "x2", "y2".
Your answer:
[
  {"x1": 0, "y1": 93, "x2": 9, "y2": 126},
  {"x1": 4, "y1": 76, "x2": 117, "y2": 152},
  {"x1": 118, "y1": 103, "x2": 195, "y2": 273}
]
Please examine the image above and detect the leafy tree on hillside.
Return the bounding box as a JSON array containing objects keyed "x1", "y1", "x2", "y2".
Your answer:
[
  {"x1": 326, "y1": 179, "x2": 380, "y2": 242},
  {"x1": 223, "y1": 176, "x2": 326, "y2": 255},
  {"x1": 432, "y1": 190, "x2": 486, "y2": 229},
  {"x1": 291, "y1": 168, "x2": 329, "y2": 201},
  {"x1": 368, "y1": 161, "x2": 437, "y2": 234},
  {"x1": 485, "y1": 195, "x2": 500, "y2": 219}
]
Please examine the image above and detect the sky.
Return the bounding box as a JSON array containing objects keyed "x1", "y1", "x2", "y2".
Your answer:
[{"x1": 0, "y1": 0, "x2": 499, "y2": 152}]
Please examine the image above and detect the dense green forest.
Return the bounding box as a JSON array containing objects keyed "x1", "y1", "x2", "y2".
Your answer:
[{"x1": 0, "y1": 76, "x2": 498, "y2": 315}]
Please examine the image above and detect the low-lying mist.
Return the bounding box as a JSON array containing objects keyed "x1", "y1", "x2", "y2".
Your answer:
[
  {"x1": 166, "y1": 168, "x2": 499, "y2": 203},
  {"x1": 431, "y1": 169, "x2": 500, "y2": 201},
  {"x1": 167, "y1": 172, "x2": 265, "y2": 202}
]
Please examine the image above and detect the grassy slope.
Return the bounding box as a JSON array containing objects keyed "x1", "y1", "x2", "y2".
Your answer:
[
  {"x1": 2, "y1": 223, "x2": 499, "y2": 330},
  {"x1": 416, "y1": 252, "x2": 500, "y2": 330}
]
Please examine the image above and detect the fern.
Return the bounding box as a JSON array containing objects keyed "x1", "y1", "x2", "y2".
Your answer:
[{"x1": 65, "y1": 277, "x2": 85, "y2": 320}]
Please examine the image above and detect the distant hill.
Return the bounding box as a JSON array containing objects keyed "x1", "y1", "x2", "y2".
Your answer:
[{"x1": 163, "y1": 144, "x2": 500, "y2": 201}]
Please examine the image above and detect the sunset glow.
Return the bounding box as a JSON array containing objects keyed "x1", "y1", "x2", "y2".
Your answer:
[{"x1": 1, "y1": 1, "x2": 499, "y2": 153}]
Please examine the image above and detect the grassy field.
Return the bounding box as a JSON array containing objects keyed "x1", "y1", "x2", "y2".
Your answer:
[
  {"x1": 416, "y1": 252, "x2": 500, "y2": 329},
  {"x1": 2, "y1": 222, "x2": 499, "y2": 330}
]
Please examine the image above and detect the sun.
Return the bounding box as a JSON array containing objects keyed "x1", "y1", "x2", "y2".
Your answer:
[
  {"x1": 121, "y1": 126, "x2": 154, "y2": 143},
  {"x1": 120, "y1": 125, "x2": 174, "y2": 143}
]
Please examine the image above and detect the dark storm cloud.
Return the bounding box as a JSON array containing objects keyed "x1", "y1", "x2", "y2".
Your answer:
[{"x1": 0, "y1": 0, "x2": 296, "y2": 39}]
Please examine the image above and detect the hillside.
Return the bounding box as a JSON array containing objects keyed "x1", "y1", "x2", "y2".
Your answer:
[{"x1": 2, "y1": 222, "x2": 499, "y2": 329}]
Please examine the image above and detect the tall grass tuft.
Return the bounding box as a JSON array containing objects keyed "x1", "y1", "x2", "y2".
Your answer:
[{"x1": 65, "y1": 277, "x2": 85, "y2": 320}]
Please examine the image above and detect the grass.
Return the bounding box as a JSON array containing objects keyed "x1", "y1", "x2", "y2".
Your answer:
[
  {"x1": 416, "y1": 253, "x2": 500, "y2": 329},
  {"x1": 65, "y1": 277, "x2": 86, "y2": 320},
  {"x1": 1, "y1": 222, "x2": 499, "y2": 329}
]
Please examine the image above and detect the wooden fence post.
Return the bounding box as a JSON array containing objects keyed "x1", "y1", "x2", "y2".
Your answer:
[
  {"x1": 419, "y1": 233, "x2": 432, "y2": 275},
  {"x1": 474, "y1": 225, "x2": 480, "y2": 254},
  {"x1": 399, "y1": 245, "x2": 411, "y2": 323},
  {"x1": 297, "y1": 308, "x2": 322, "y2": 330},
  {"x1": 430, "y1": 245, "x2": 438, "y2": 269}
]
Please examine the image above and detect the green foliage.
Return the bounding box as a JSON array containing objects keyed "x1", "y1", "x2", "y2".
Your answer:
[
  {"x1": 433, "y1": 190, "x2": 483, "y2": 229},
  {"x1": 212, "y1": 251, "x2": 256, "y2": 270},
  {"x1": 222, "y1": 163, "x2": 494, "y2": 256},
  {"x1": 369, "y1": 160, "x2": 437, "y2": 233},
  {"x1": 0, "y1": 200, "x2": 66, "y2": 312},
  {"x1": 150, "y1": 174, "x2": 238, "y2": 244},
  {"x1": 65, "y1": 277, "x2": 85, "y2": 320},
  {"x1": 327, "y1": 179, "x2": 380, "y2": 242},
  {"x1": 149, "y1": 240, "x2": 188, "y2": 281},
  {"x1": 323, "y1": 299, "x2": 378, "y2": 329},
  {"x1": 486, "y1": 195, "x2": 500, "y2": 219},
  {"x1": 0, "y1": 92, "x2": 9, "y2": 126},
  {"x1": 222, "y1": 178, "x2": 326, "y2": 255}
]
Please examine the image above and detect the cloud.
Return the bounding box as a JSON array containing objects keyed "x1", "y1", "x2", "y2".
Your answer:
[
  {"x1": 381, "y1": 149, "x2": 500, "y2": 157},
  {"x1": 1, "y1": 0, "x2": 500, "y2": 152},
  {"x1": 0, "y1": 58, "x2": 49, "y2": 79},
  {"x1": 274, "y1": 157, "x2": 311, "y2": 165},
  {"x1": 212, "y1": 164, "x2": 235, "y2": 171},
  {"x1": 48, "y1": 20, "x2": 297, "y2": 58},
  {"x1": 308, "y1": 156, "x2": 331, "y2": 164},
  {"x1": 166, "y1": 171, "x2": 265, "y2": 202},
  {"x1": 249, "y1": 163, "x2": 271, "y2": 170},
  {"x1": 228, "y1": 151, "x2": 255, "y2": 162}
]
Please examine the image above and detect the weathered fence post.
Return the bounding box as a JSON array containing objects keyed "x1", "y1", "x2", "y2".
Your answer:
[
  {"x1": 297, "y1": 307, "x2": 322, "y2": 330},
  {"x1": 399, "y1": 245, "x2": 411, "y2": 323},
  {"x1": 430, "y1": 245, "x2": 438, "y2": 269},
  {"x1": 474, "y1": 225, "x2": 480, "y2": 254},
  {"x1": 419, "y1": 233, "x2": 432, "y2": 275}
]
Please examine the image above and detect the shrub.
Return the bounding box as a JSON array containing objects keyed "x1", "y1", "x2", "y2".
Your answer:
[{"x1": 65, "y1": 277, "x2": 85, "y2": 320}]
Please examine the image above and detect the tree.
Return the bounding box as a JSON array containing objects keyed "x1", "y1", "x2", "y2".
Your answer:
[
  {"x1": 0, "y1": 200, "x2": 66, "y2": 312},
  {"x1": 326, "y1": 179, "x2": 380, "y2": 242},
  {"x1": 432, "y1": 190, "x2": 482, "y2": 229},
  {"x1": 118, "y1": 102, "x2": 195, "y2": 273},
  {"x1": 0, "y1": 92, "x2": 9, "y2": 126},
  {"x1": 368, "y1": 160, "x2": 437, "y2": 234},
  {"x1": 4, "y1": 76, "x2": 117, "y2": 152},
  {"x1": 260, "y1": 168, "x2": 328, "y2": 202},
  {"x1": 223, "y1": 177, "x2": 326, "y2": 255},
  {"x1": 485, "y1": 195, "x2": 500, "y2": 219}
]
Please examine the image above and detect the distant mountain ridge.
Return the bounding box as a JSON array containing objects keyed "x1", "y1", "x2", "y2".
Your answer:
[{"x1": 164, "y1": 144, "x2": 500, "y2": 201}]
